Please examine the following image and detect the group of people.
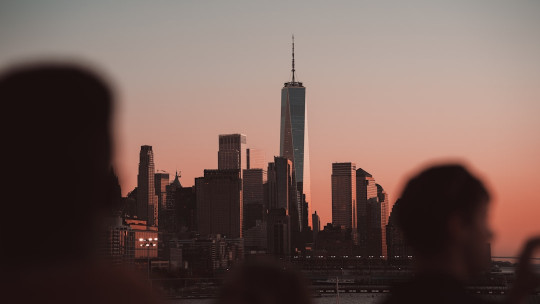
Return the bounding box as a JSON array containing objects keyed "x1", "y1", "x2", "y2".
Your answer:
[{"x1": 0, "y1": 62, "x2": 538, "y2": 304}]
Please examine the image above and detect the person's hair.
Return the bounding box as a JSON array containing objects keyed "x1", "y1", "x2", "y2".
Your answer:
[
  {"x1": 0, "y1": 62, "x2": 114, "y2": 267},
  {"x1": 397, "y1": 164, "x2": 490, "y2": 256}
]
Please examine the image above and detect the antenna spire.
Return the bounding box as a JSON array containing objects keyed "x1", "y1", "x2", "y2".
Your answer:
[{"x1": 291, "y1": 34, "x2": 296, "y2": 83}]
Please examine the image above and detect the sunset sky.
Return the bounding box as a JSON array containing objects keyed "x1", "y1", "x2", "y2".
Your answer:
[{"x1": 1, "y1": 0, "x2": 539, "y2": 257}]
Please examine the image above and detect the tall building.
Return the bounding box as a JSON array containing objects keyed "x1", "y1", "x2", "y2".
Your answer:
[
  {"x1": 242, "y1": 168, "x2": 267, "y2": 231},
  {"x1": 266, "y1": 156, "x2": 300, "y2": 255},
  {"x1": 246, "y1": 148, "x2": 266, "y2": 170},
  {"x1": 243, "y1": 167, "x2": 267, "y2": 252},
  {"x1": 196, "y1": 169, "x2": 243, "y2": 238},
  {"x1": 377, "y1": 184, "x2": 389, "y2": 258},
  {"x1": 137, "y1": 145, "x2": 158, "y2": 226},
  {"x1": 312, "y1": 211, "x2": 320, "y2": 243},
  {"x1": 332, "y1": 162, "x2": 357, "y2": 230},
  {"x1": 166, "y1": 172, "x2": 197, "y2": 236},
  {"x1": 280, "y1": 36, "x2": 311, "y2": 230},
  {"x1": 356, "y1": 168, "x2": 378, "y2": 255},
  {"x1": 218, "y1": 134, "x2": 247, "y2": 170},
  {"x1": 267, "y1": 208, "x2": 290, "y2": 256},
  {"x1": 155, "y1": 172, "x2": 169, "y2": 227}
]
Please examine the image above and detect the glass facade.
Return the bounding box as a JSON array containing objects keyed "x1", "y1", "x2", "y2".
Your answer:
[{"x1": 280, "y1": 83, "x2": 311, "y2": 228}]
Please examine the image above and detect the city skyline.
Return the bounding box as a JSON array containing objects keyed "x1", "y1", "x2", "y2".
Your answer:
[{"x1": 2, "y1": 1, "x2": 539, "y2": 258}]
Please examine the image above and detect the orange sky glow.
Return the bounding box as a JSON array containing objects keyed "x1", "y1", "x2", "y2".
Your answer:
[{"x1": 1, "y1": 1, "x2": 539, "y2": 257}]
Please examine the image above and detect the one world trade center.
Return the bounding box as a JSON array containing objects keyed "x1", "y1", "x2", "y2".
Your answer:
[{"x1": 280, "y1": 36, "x2": 311, "y2": 230}]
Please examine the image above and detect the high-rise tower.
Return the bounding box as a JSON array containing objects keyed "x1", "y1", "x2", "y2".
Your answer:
[
  {"x1": 332, "y1": 162, "x2": 357, "y2": 230},
  {"x1": 218, "y1": 134, "x2": 247, "y2": 171},
  {"x1": 280, "y1": 35, "x2": 311, "y2": 230},
  {"x1": 137, "y1": 145, "x2": 158, "y2": 226}
]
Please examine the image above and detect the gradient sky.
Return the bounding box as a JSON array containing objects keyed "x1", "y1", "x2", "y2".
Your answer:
[{"x1": 1, "y1": 0, "x2": 539, "y2": 257}]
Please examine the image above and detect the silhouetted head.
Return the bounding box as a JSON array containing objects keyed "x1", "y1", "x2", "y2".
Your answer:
[
  {"x1": 0, "y1": 62, "x2": 116, "y2": 268},
  {"x1": 397, "y1": 164, "x2": 492, "y2": 275},
  {"x1": 217, "y1": 258, "x2": 312, "y2": 304}
]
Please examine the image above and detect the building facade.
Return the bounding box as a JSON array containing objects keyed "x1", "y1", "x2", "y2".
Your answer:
[
  {"x1": 196, "y1": 169, "x2": 243, "y2": 238},
  {"x1": 356, "y1": 168, "x2": 378, "y2": 255},
  {"x1": 218, "y1": 134, "x2": 247, "y2": 171},
  {"x1": 332, "y1": 162, "x2": 357, "y2": 230},
  {"x1": 137, "y1": 145, "x2": 158, "y2": 226},
  {"x1": 280, "y1": 37, "x2": 311, "y2": 230}
]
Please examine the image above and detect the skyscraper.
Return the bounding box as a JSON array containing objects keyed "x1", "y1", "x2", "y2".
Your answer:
[
  {"x1": 137, "y1": 145, "x2": 158, "y2": 226},
  {"x1": 332, "y1": 162, "x2": 357, "y2": 230},
  {"x1": 266, "y1": 156, "x2": 300, "y2": 255},
  {"x1": 377, "y1": 184, "x2": 389, "y2": 258},
  {"x1": 356, "y1": 168, "x2": 379, "y2": 256},
  {"x1": 196, "y1": 169, "x2": 243, "y2": 238},
  {"x1": 155, "y1": 171, "x2": 169, "y2": 223},
  {"x1": 243, "y1": 168, "x2": 266, "y2": 230},
  {"x1": 218, "y1": 134, "x2": 247, "y2": 170},
  {"x1": 280, "y1": 36, "x2": 311, "y2": 230},
  {"x1": 312, "y1": 211, "x2": 321, "y2": 242}
]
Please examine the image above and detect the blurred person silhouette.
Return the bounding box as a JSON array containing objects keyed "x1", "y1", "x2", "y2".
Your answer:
[
  {"x1": 0, "y1": 63, "x2": 159, "y2": 304},
  {"x1": 382, "y1": 164, "x2": 540, "y2": 304},
  {"x1": 217, "y1": 258, "x2": 312, "y2": 304}
]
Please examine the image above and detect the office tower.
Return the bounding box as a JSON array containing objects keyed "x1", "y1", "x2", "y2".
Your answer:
[
  {"x1": 246, "y1": 148, "x2": 266, "y2": 170},
  {"x1": 266, "y1": 156, "x2": 300, "y2": 255},
  {"x1": 356, "y1": 168, "x2": 378, "y2": 255},
  {"x1": 312, "y1": 211, "x2": 320, "y2": 242},
  {"x1": 243, "y1": 167, "x2": 267, "y2": 252},
  {"x1": 164, "y1": 171, "x2": 197, "y2": 236},
  {"x1": 243, "y1": 168, "x2": 267, "y2": 231},
  {"x1": 155, "y1": 172, "x2": 169, "y2": 226},
  {"x1": 196, "y1": 169, "x2": 243, "y2": 238},
  {"x1": 267, "y1": 208, "x2": 291, "y2": 256},
  {"x1": 218, "y1": 134, "x2": 247, "y2": 170},
  {"x1": 377, "y1": 184, "x2": 389, "y2": 258},
  {"x1": 267, "y1": 157, "x2": 297, "y2": 213},
  {"x1": 137, "y1": 145, "x2": 158, "y2": 226},
  {"x1": 280, "y1": 36, "x2": 311, "y2": 230},
  {"x1": 386, "y1": 199, "x2": 413, "y2": 262},
  {"x1": 332, "y1": 162, "x2": 357, "y2": 229}
]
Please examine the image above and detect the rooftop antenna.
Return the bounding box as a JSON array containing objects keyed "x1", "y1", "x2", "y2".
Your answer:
[{"x1": 291, "y1": 34, "x2": 296, "y2": 83}]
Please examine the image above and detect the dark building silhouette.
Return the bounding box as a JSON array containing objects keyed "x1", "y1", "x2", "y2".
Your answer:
[
  {"x1": 332, "y1": 162, "x2": 357, "y2": 231},
  {"x1": 164, "y1": 172, "x2": 197, "y2": 237},
  {"x1": 266, "y1": 156, "x2": 301, "y2": 255},
  {"x1": 314, "y1": 224, "x2": 355, "y2": 256},
  {"x1": 312, "y1": 211, "x2": 321, "y2": 243},
  {"x1": 267, "y1": 209, "x2": 291, "y2": 256},
  {"x1": 196, "y1": 169, "x2": 243, "y2": 238},
  {"x1": 173, "y1": 235, "x2": 244, "y2": 277},
  {"x1": 137, "y1": 145, "x2": 158, "y2": 226},
  {"x1": 243, "y1": 168, "x2": 266, "y2": 234},
  {"x1": 155, "y1": 171, "x2": 169, "y2": 225},
  {"x1": 377, "y1": 184, "x2": 389, "y2": 258},
  {"x1": 356, "y1": 168, "x2": 379, "y2": 256},
  {"x1": 386, "y1": 199, "x2": 413, "y2": 262}
]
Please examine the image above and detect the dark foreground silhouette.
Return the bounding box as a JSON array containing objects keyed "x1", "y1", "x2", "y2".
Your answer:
[
  {"x1": 0, "y1": 63, "x2": 159, "y2": 304},
  {"x1": 382, "y1": 164, "x2": 540, "y2": 304}
]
